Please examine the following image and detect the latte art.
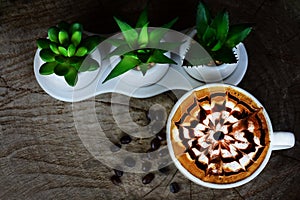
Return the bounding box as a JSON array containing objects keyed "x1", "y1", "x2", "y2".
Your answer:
[{"x1": 170, "y1": 86, "x2": 270, "y2": 183}]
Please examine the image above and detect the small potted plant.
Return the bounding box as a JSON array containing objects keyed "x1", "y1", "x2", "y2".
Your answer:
[
  {"x1": 36, "y1": 21, "x2": 102, "y2": 87},
  {"x1": 102, "y1": 8, "x2": 179, "y2": 87},
  {"x1": 181, "y1": 1, "x2": 252, "y2": 82}
]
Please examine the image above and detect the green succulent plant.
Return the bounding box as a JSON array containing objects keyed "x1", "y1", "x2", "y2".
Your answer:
[
  {"x1": 102, "y1": 8, "x2": 179, "y2": 83},
  {"x1": 184, "y1": 1, "x2": 252, "y2": 66},
  {"x1": 36, "y1": 21, "x2": 102, "y2": 86}
]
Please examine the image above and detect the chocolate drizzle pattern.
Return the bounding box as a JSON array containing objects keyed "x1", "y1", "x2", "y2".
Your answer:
[{"x1": 170, "y1": 86, "x2": 270, "y2": 184}]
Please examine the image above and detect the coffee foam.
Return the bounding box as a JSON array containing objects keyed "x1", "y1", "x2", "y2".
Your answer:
[{"x1": 170, "y1": 86, "x2": 270, "y2": 184}]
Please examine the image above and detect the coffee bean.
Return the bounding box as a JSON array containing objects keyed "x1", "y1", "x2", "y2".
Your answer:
[
  {"x1": 158, "y1": 148, "x2": 169, "y2": 157},
  {"x1": 170, "y1": 182, "x2": 180, "y2": 193},
  {"x1": 111, "y1": 175, "x2": 122, "y2": 185},
  {"x1": 142, "y1": 173, "x2": 155, "y2": 184},
  {"x1": 150, "y1": 138, "x2": 161, "y2": 150},
  {"x1": 120, "y1": 135, "x2": 132, "y2": 144},
  {"x1": 110, "y1": 143, "x2": 121, "y2": 152},
  {"x1": 156, "y1": 131, "x2": 166, "y2": 141},
  {"x1": 124, "y1": 156, "x2": 136, "y2": 167},
  {"x1": 113, "y1": 168, "x2": 124, "y2": 177},
  {"x1": 142, "y1": 161, "x2": 152, "y2": 172}
]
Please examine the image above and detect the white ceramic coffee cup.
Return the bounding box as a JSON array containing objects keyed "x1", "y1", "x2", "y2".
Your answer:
[{"x1": 167, "y1": 83, "x2": 295, "y2": 189}]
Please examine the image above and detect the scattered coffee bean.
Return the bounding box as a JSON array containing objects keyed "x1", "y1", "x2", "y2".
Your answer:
[
  {"x1": 158, "y1": 148, "x2": 169, "y2": 157},
  {"x1": 120, "y1": 135, "x2": 132, "y2": 144},
  {"x1": 158, "y1": 165, "x2": 170, "y2": 174},
  {"x1": 156, "y1": 131, "x2": 166, "y2": 141},
  {"x1": 150, "y1": 138, "x2": 161, "y2": 150},
  {"x1": 113, "y1": 168, "x2": 124, "y2": 177},
  {"x1": 110, "y1": 143, "x2": 121, "y2": 152},
  {"x1": 124, "y1": 156, "x2": 136, "y2": 167},
  {"x1": 111, "y1": 175, "x2": 122, "y2": 185},
  {"x1": 170, "y1": 182, "x2": 180, "y2": 193},
  {"x1": 142, "y1": 161, "x2": 152, "y2": 172},
  {"x1": 142, "y1": 173, "x2": 155, "y2": 184}
]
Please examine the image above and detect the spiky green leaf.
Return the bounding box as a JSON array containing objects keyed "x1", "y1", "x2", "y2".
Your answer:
[
  {"x1": 58, "y1": 46, "x2": 68, "y2": 57},
  {"x1": 196, "y1": 2, "x2": 211, "y2": 38},
  {"x1": 64, "y1": 67, "x2": 78, "y2": 86},
  {"x1": 136, "y1": 8, "x2": 148, "y2": 28},
  {"x1": 148, "y1": 17, "x2": 178, "y2": 45},
  {"x1": 50, "y1": 42, "x2": 60, "y2": 54},
  {"x1": 39, "y1": 62, "x2": 57, "y2": 75},
  {"x1": 104, "y1": 44, "x2": 131, "y2": 59},
  {"x1": 114, "y1": 16, "x2": 138, "y2": 48},
  {"x1": 210, "y1": 11, "x2": 229, "y2": 51},
  {"x1": 147, "y1": 49, "x2": 177, "y2": 64},
  {"x1": 154, "y1": 41, "x2": 183, "y2": 51},
  {"x1": 103, "y1": 55, "x2": 141, "y2": 83},
  {"x1": 138, "y1": 23, "x2": 149, "y2": 47},
  {"x1": 75, "y1": 47, "x2": 88, "y2": 57},
  {"x1": 67, "y1": 44, "x2": 76, "y2": 57},
  {"x1": 136, "y1": 49, "x2": 151, "y2": 63},
  {"x1": 211, "y1": 40, "x2": 223, "y2": 52},
  {"x1": 202, "y1": 27, "x2": 216, "y2": 47},
  {"x1": 183, "y1": 41, "x2": 214, "y2": 66},
  {"x1": 161, "y1": 17, "x2": 178, "y2": 29},
  {"x1": 54, "y1": 64, "x2": 70, "y2": 76},
  {"x1": 225, "y1": 24, "x2": 252, "y2": 48},
  {"x1": 139, "y1": 63, "x2": 149, "y2": 75},
  {"x1": 40, "y1": 49, "x2": 56, "y2": 62},
  {"x1": 48, "y1": 27, "x2": 59, "y2": 43},
  {"x1": 71, "y1": 31, "x2": 82, "y2": 47},
  {"x1": 106, "y1": 38, "x2": 127, "y2": 47},
  {"x1": 37, "y1": 38, "x2": 50, "y2": 49}
]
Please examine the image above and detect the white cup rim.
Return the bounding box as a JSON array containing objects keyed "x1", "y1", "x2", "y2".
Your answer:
[{"x1": 167, "y1": 83, "x2": 274, "y2": 189}]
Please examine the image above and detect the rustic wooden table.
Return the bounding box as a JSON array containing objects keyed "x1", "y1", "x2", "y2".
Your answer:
[{"x1": 0, "y1": 0, "x2": 299, "y2": 199}]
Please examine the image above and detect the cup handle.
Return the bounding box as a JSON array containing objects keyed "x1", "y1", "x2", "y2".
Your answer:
[{"x1": 272, "y1": 132, "x2": 295, "y2": 151}]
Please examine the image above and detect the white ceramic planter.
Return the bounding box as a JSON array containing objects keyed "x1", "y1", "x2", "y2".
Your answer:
[
  {"x1": 108, "y1": 52, "x2": 170, "y2": 87},
  {"x1": 180, "y1": 29, "x2": 247, "y2": 83}
]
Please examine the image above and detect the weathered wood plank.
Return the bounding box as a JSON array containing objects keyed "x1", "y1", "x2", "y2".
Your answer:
[{"x1": 0, "y1": 0, "x2": 299, "y2": 199}]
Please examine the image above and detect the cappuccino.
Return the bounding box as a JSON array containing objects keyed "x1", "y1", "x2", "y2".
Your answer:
[{"x1": 169, "y1": 85, "x2": 270, "y2": 184}]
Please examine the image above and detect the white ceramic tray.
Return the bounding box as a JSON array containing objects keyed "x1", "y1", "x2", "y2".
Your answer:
[{"x1": 34, "y1": 42, "x2": 247, "y2": 102}]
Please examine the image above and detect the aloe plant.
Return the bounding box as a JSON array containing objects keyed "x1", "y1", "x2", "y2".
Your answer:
[
  {"x1": 102, "y1": 8, "x2": 178, "y2": 83},
  {"x1": 36, "y1": 21, "x2": 102, "y2": 86},
  {"x1": 184, "y1": 1, "x2": 252, "y2": 66}
]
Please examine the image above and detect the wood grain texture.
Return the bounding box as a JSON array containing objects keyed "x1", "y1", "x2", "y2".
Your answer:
[{"x1": 0, "y1": 0, "x2": 299, "y2": 199}]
